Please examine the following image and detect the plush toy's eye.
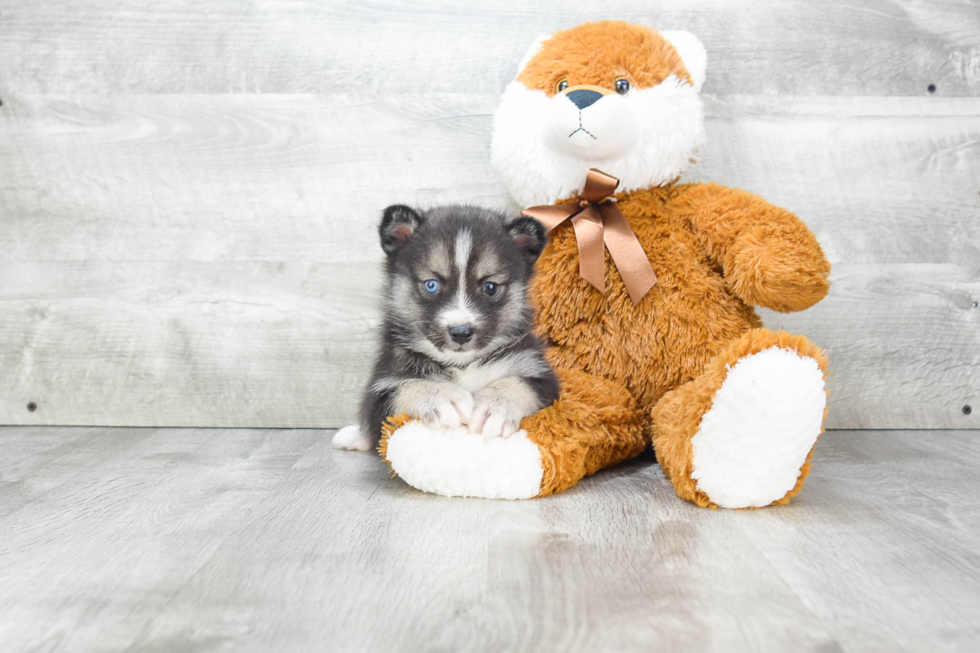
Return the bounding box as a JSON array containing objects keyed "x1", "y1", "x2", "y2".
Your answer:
[
  {"x1": 556, "y1": 79, "x2": 569, "y2": 93},
  {"x1": 615, "y1": 78, "x2": 631, "y2": 95},
  {"x1": 423, "y1": 279, "x2": 440, "y2": 294},
  {"x1": 483, "y1": 281, "x2": 500, "y2": 296}
]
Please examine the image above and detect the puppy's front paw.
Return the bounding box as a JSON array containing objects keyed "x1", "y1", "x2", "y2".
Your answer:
[
  {"x1": 394, "y1": 380, "x2": 474, "y2": 430},
  {"x1": 418, "y1": 384, "x2": 474, "y2": 429},
  {"x1": 469, "y1": 392, "x2": 525, "y2": 438}
]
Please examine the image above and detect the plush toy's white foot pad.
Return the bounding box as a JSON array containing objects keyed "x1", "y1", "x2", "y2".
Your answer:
[
  {"x1": 690, "y1": 347, "x2": 826, "y2": 509},
  {"x1": 332, "y1": 424, "x2": 374, "y2": 452},
  {"x1": 385, "y1": 422, "x2": 544, "y2": 500}
]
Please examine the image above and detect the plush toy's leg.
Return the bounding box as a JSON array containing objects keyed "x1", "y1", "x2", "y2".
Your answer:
[
  {"x1": 651, "y1": 329, "x2": 829, "y2": 509},
  {"x1": 379, "y1": 369, "x2": 647, "y2": 499}
]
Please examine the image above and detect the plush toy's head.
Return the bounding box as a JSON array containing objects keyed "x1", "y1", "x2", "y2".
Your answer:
[{"x1": 492, "y1": 20, "x2": 707, "y2": 207}]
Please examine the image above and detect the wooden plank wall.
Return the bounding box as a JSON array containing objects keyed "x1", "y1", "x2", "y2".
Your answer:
[{"x1": 0, "y1": 0, "x2": 978, "y2": 429}]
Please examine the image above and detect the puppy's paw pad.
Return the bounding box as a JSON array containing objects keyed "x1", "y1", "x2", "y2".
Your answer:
[{"x1": 332, "y1": 424, "x2": 373, "y2": 451}]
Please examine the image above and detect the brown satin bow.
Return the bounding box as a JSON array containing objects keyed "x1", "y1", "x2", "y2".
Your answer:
[{"x1": 522, "y1": 169, "x2": 657, "y2": 305}]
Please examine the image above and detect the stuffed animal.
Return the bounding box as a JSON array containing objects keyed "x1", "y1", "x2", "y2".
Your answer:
[{"x1": 378, "y1": 20, "x2": 831, "y2": 508}]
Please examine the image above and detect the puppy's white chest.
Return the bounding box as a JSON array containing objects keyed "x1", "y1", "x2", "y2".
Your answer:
[{"x1": 449, "y1": 361, "x2": 504, "y2": 393}]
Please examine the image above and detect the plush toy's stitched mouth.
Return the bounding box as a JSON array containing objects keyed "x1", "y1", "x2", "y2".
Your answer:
[{"x1": 568, "y1": 111, "x2": 596, "y2": 140}]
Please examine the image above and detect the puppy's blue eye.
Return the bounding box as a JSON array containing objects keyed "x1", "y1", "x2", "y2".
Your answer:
[
  {"x1": 423, "y1": 279, "x2": 440, "y2": 294},
  {"x1": 483, "y1": 281, "x2": 499, "y2": 296}
]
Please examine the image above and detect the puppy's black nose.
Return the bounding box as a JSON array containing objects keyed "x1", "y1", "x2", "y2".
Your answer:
[
  {"x1": 448, "y1": 326, "x2": 474, "y2": 344},
  {"x1": 566, "y1": 89, "x2": 603, "y2": 110}
]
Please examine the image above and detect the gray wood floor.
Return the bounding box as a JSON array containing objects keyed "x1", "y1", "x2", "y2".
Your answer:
[{"x1": 1, "y1": 428, "x2": 978, "y2": 652}]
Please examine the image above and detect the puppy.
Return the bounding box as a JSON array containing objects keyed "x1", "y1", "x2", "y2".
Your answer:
[{"x1": 332, "y1": 204, "x2": 560, "y2": 452}]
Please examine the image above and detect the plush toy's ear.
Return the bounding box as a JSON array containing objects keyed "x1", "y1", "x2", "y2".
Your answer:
[
  {"x1": 660, "y1": 30, "x2": 707, "y2": 93},
  {"x1": 506, "y1": 216, "x2": 548, "y2": 264},
  {"x1": 379, "y1": 205, "x2": 424, "y2": 256},
  {"x1": 515, "y1": 33, "x2": 553, "y2": 75}
]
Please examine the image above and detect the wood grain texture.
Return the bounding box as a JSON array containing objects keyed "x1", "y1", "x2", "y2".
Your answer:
[
  {"x1": 1, "y1": 0, "x2": 979, "y2": 96},
  {"x1": 0, "y1": 261, "x2": 382, "y2": 427},
  {"x1": 734, "y1": 429, "x2": 980, "y2": 653},
  {"x1": 2, "y1": 93, "x2": 977, "y2": 265},
  {"x1": 760, "y1": 263, "x2": 980, "y2": 430},
  {"x1": 695, "y1": 95, "x2": 980, "y2": 268},
  {"x1": 1, "y1": 94, "x2": 977, "y2": 428},
  {"x1": 0, "y1": 93, "x2": 501, "y2": 262},
  {"x1": 4, "y1": 262, "x2": 975, "y2": 429},
  {"x1": 1, "y1": 426, "x2": 978, "y2": 652},
  {"x1": 0, "y1": 427, "x2": 320, "y2": 652}
]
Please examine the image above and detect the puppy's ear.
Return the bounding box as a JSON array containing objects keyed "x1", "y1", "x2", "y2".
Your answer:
[
  {"x1": 506, "y1": 216, "x2": 548, "y2": 264},
  {"x1": 379, "y1": 205, "x2": 424, "y2": 255}
]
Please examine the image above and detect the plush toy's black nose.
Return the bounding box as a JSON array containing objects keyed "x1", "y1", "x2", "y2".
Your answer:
[
  {"x1": 566, "y1": 89, "x2": 603, "y2": 109},
  {"x1": 448, "y1": 326, "x2": 474, "y2": 344}
]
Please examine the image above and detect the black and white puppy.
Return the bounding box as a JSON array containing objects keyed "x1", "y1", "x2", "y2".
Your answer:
[{"x1": 332, "y1": 204, "x2": 560, "y2": 452}]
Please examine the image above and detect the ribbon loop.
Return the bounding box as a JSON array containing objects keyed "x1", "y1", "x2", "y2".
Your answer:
[
  {"x1": 521, "y1": 168, "x2": 657, "y2": 305},
  {"x1": 581, "y1": 169, "x2": 620, "y2": 204}
]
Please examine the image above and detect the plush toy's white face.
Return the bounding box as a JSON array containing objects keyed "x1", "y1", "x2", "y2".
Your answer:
[
  {"x1": 543, "y1": 85, "x2": 640, "y2": 160},
  {"x1": 491, "y1": 21, "x2": 707, "y2": 207}
]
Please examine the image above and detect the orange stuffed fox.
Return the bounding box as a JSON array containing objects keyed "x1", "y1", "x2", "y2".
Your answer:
[{"x1": 375, "y1": 20, "x2": 831, "y2": 508}]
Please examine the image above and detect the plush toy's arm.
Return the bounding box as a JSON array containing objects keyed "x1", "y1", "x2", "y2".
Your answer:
[{"x1": 673, "y1": 183, "x2": 831, "y2": 312}]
